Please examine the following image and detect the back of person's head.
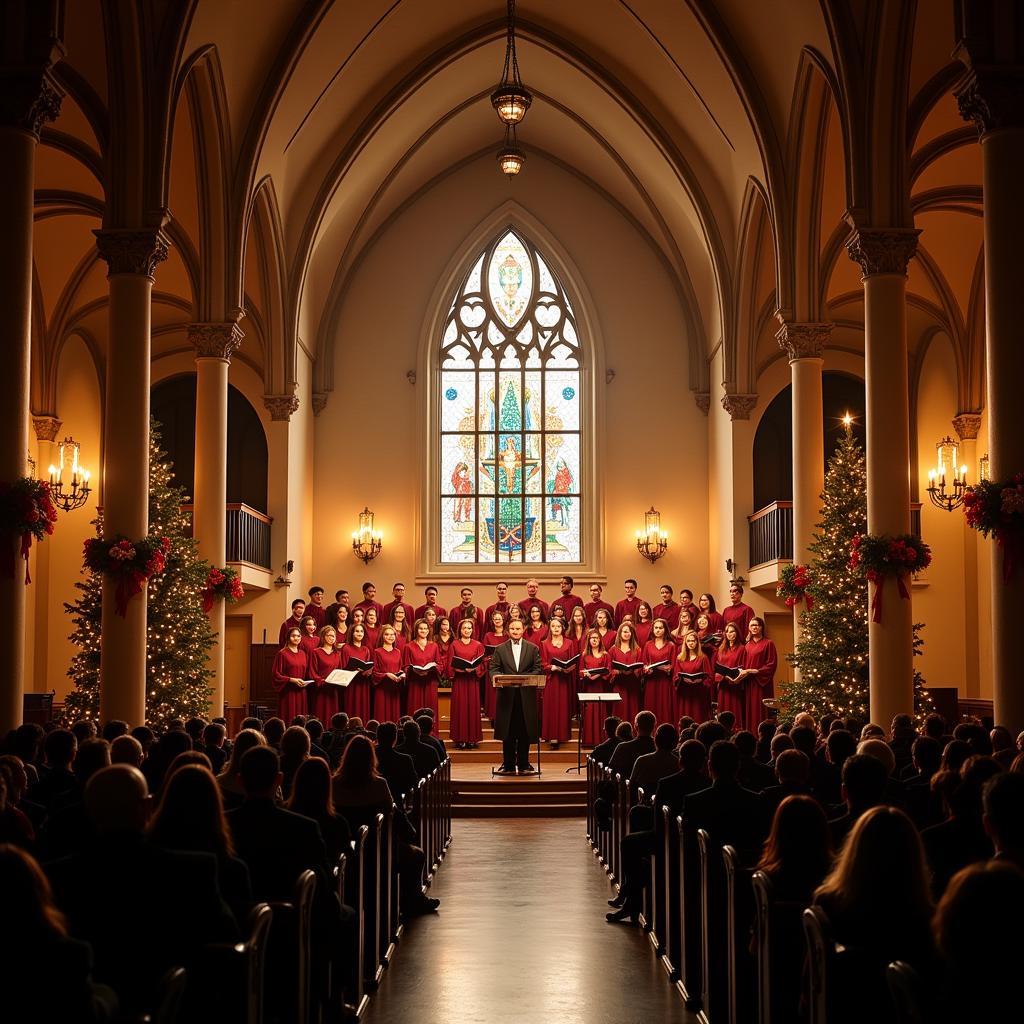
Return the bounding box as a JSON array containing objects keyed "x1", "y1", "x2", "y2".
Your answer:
[
  {"x1": 949, "y1": 756, "x2": 1002, "y2": 818},
  {"x1": 0, "y1": 757, "x2": 27, "y2": 801},
  {"x1": 732, "y1": 730, "x2": 756, "y2": 758},
  {"x1": 655, "y1": 723, "x2": 679, "y2": 752},
  {"x1": 678, "y1": 716, "x2": 696, "y2": 731},
  {"x1": 365, "y1": 720, "x2": 379, "y2": 737},
  {"x1": 84, "y1": 764, "x2": 149, "y2": 833},
  {"x1": 856, "y1": 737, "x2": 896, "y2": 777},
  {"x1": 695, "y1": 721, "x2": 727, "y2": 749},
  {"x1": 0, "y1": 844, "x2": 68, "y2": 940},
  {"x1": 226, "y1": 728, "x2": 265, "y2": 775},
  {"x1": 280, "y1": 725, "x2": 311, "y2": 765},
  {"x1": 635, "y1": 711, "x2": 656, "y2": 737},
  {"x1": 131, "y1": 725, "x2": 155, "y2": 751},
  {"x1": 911, "y1": 735, "x2": 942, "y2": 777},
  {"x1": 287, "y1": 756, "x2": 333, "y2": 817},
  {"x1": 203, "y1": 722, "x2": 226, "y2": 747},
  {"x1": 679, "y1": 726, "x2": 696, "y2": 742},
  {"x1": 43, "y1": 728, "x2": 76, "y2": 769},
  {"x1": 157, "y1": 729, "x2": 192, "y2": 766},
  {"x1": 348, "y1": 717, "x2": 365, "y2": 732},
  {"x1": 239, "y1": 745, "x2": 281, "y2": 797},
  {"x1": 330, "y1": 713, "x2": 348, "y2": 732},
  {"x1": 402, "y1": 719, "x2": 421, "y2": 744},
  {"x1": 860, "y1": 723, "x2": 884, "y2": 741},
  {"x1": 708, "y1": 739, "x2": 740, "y2": 781},
  {"x1": 306, "y1": 719, "x2": 324, "y2": 743},
  {"x1": 789, "y1": 725, "x2": 817, "y2": 757},
  {"x1": 923, "y1": 713, "x2": 946, "y2": 739},
  {"x1": 770, "y1": 733, "x2": 793, "y2": 759},
  {"x1": 793, "y1": 712, "x2": 817, "y2": 731},
  {"x1": 826, "y1": 729, "x2": 857, "y2": 769},
  {"x1": 101, "y1": 720, "x2": 130, "y2": 742},
  {"x1": 983, "y1": 771, "x2": 1024, "y2": 854},
  {"x1": 820, "y1": 714, "x2": 837, "y2": 735},
  {"x1": 890, "y1": 713, "x2": 914, "y2": 737},
  {"x1": 338, "y1": 734, "x2": 379, "y2": 786},
  {"x1": 828, "y1": 719, "x2": 847, "y2": 734},
  {"x1": 417, "y1": 715, "x2": 435, "y2": 736},
  {"x1": 716, "y1": 710, "x2": 736, "y2": 733},
  {"x1": 376, "y1": 722, "x2": 398, "y2": 749},
  {"x1": 75, "y1": 738, "x2": 111, "y2": 781},
  {"x1": 69, "y1": 720, "x2": 96, "y2": 745},
  {"x1": 415, "y1": 707, "x2": 435, "y2": 721},
  {"x1": 263, "y1": 717, "x2": 286, "y2": 746},
  {"x1": 109, "y1": 734, "x2": 144, "y2": 768},
  {"x1": 240, "y1": 717, "x2": 262, "y2": 732},
  {"x1": 166, "y1": 751, "x2": 212, "y2": 781},
  {"x1": 758, "y1": 794, "x2": 832, "y2": 884},
  {"x1": 679, "y1": 739, "x2": 707, "y2": 774},
  {"x1": 603, "y1": 716, "x2": 621, "y2": 739},
  {"x1": 757, "y1": 720, "x2": 776, "y2": 740},
  {"x1": 775, "y1": 748, "x2": 810, "y2": 785},
  {"x1": 990, "y1": 726, "x2": 1013, "y2": 753},
  {"x1": 167, "y1": 719, "x2": 186, "y2": 734},
  {"x1": 615, "y1": 722, "x2": 634, "y2": 741},
  {"x1": 941, "y1": 738, "x2": 971, "y2": 774},
  {"x1": 150, "y1": 764, "x2": 232, "y2": 857},
  {"x1": 841, "y1": 753, "x2": 888, "y2": 809},
  {"x1": 290, "y1": 715, "x2": 308, "y2": 728}
]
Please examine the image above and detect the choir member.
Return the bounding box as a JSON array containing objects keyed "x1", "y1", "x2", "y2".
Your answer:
[
  {"x1": 722, "y1": 581, "x2": 755, "y2": 639},
  {"x1": 506, "y1": 603, "x2": 525, "y2": 625},
  {"x1": 540, "y1": 616, "x2": 577, "y2": 747},
  {"x1": 414, "y1": 584, "x2": 446, "y2": 621},
  {"x1": 373, "y1": 625, "x2": 405, "y2": 724},
  {"x1": 550, "y1": 575, "x2": 585, "y2": 621},
  {"x1": 449, "y1": 618, "x2": 485, "y2": 749},
  {"x1": 695, "y1": 612, "x2": 722, "y2": 658},
  {"x1": 584, "y1": 582, "x2": 615, "y2": 627},
  {"x1": 483, "y1": 611, "x2": 506, "y2": 721},
  {"x1": 525, "y1": 603, "x2": 549, "y2": 645},
  {"x1": 363, "y1": 606, "x2": 381, "y2": 650},
  {"x1": 388, "y1": 604, "x2": 411, "y2": 648},
  {"x1": 350, "y1": 607, "x2": 365, "y2": 628},
  {"x1": 714, "y1": 622, "x2": 750, "y2": 726},
  {"x1": 614, "y1": 578, "x2": 643, "y2": 626},
  {"x1": 642, "y1": 618, "x2": 675, "y2": 727},
  {"x1": 354, "y1": 581, "x2": 384, "y2": 621},
  {"x1": 381, "y1": 582, "x2": 415, "y2": 626},
  {"x1": 485, "y1": 581, "x2": 512, "y2": 622},
  {"x1": 674, "y1": 630, "x2": 714, "y2": 723},
  {"x1": 566, "y1": 604, "x2": 588, "y2": 650},
  {"x1": 299, "y1": 615, "x2": 320, "y2": 656},
  {"x1": 310, "y1": 625, "x2": 342, "y2": 721},
  {"x1": 340, "y1": 622, "x2": 374, "y2": 724},
  {"x1": 272, "y1": 627, "x2": 311, "y2": 723},
  {"x1": 404, "y1": 619, "x2": 442, "y2": 720},
  {"x1": 670, "y1": 608, "x2": 697, "y2": 647},
  {"x1": 580, "y1": 628, "x2": 612, "y2": 746},
  {"x1": 678, "y1": 588, "x2": 699, "y2": 625},
  {"x1": 324, "y1": 588, "x2": 350, "y2": 630},
  {"x1": 422, "y1": 605, "x2": 439, "y2": 636},
  {"x1": 277, "y1": 598, "x2": 306, "y2": 647},
  {"x1": 593, "y1": 607, "x2": 616, "y2": 650},
  {"x1": 333, "y1": 604, "x2": 350, "y2": 643},
  {"x1": 305, "y1": 586, "x2": 327, "y2": 629},
  {"x1": 610, "y1": 622, "x2": 643, "y2": 725},
  {"x1": 435, "y1": 616, "x2": 455, "y2": 682},
  {"x1": 743, "y1": 616, "x2": 777, "y2": 733},
  {"x1": 698, "y1": 592, "x2": 726, "y2": 633},
  {"x1": 453, "y1": 587, "x2": 485, "y2": 640},
  {"x1": 653, "y1": 585, "x2": 680, "y2": 630},
  {"x1": 517, "y1": 577, "x2": 549, "y2": 619},
  {"x1": 632, "y1": 601, "x2": 655, "y2": 647}
]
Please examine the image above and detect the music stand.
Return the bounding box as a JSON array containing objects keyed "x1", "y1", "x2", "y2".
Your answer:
[
  {"x1": 569, "y1": 692, "x2": 621, "y2": 773},
  {"x1": 491, "y1": 674, "x2": 547, "y2": 777}
]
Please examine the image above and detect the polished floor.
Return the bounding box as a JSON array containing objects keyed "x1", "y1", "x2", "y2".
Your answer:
[{"x1": 364, "y1": 819, "x2": 694, "y2": 1024}]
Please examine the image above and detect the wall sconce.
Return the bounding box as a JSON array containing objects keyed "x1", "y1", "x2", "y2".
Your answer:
[
  {"x1": 352, "y1": 507, "x2": 383, "y2": 563},
  {"x1": 636, "y1": 506, "x2": 668, "y2": 563},
  {"x1": 979, "y1": 453, "x2": 990, "y2": 482},
  {"x1": 926, "y1": 435, "x2": 967, "y2": 512},
  {"x1": 48, "y1": 437, "x2": 92, "y2": 512}
]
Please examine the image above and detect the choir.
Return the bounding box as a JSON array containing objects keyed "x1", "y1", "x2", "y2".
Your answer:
[{"x1": 270, "y1": 576, "x2": 777, "y2": 745}]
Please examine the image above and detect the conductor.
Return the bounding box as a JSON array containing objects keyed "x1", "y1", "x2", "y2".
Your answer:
[{"x1": 490, "y1": 618, "x2": 543, "y2": 774}]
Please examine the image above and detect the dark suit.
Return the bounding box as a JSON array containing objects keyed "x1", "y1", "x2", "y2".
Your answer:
[
  {"x1": 608, "y1": 734, "x2": 656, "y2": 777},
  {"x1": 682, "y1": 779, "x2": 769, "y2": 865},
  {"x1": 591, "y1": 736, "x2": 620, "y2": 766},
  {"x1": 377, "y1": 746, "x2": 419, "y2": 803},
  {"x1": 397, "y1": 737, "x2": 442, "y2": 779},
  {"x1": 490, "y1": 637, "x2": 543, "y2": 769}
]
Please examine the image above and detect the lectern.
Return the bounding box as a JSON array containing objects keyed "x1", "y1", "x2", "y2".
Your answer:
[
  {"x1": 491, "y1": 674, "x2": 547, "y2": 776},
  {"x1": 570, "y1": 692, "x2": 621, "y2": 773}
]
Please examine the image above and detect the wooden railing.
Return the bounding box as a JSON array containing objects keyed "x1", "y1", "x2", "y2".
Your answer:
[
  {"x1": 748, "y1": 502, "x2": 793, "y2": 568},
  {"x1": 179, "y1": 502, "x2": 273, "y2": 569}
]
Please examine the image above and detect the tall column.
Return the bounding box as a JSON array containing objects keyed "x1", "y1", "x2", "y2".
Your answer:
[
  {"x1": 31, "y1": 415, "x2": 62, "y2": 694},
  {"x1": 190, "y1": 322, "x2": 243, "y2": 718},
  {"x1": 776, "y1": 323, "x2": 832, "y2": 662},
  {"x1": 721, "y1": 391, "x2": 758, "y2": 585},
  {"x1": 94, "y1": 230, "x2": 169, "y2": 726},
  {"x1": 847, "y1": 228, "x2": 919, "y2": 728},
  {"x1": 953, "y1": 413, "x2": 983, "y2": 699},
  {"x1": 956, "y1": 47, "x2": 1024, "y2": 730},
  {"x1": 0, "y1": 23, "x2": 62, "y2": 732}
]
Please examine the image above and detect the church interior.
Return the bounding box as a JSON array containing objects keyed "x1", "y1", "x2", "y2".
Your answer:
[{"x1": 2, "y1": 1, "x2": 1023, "y2": 1021}]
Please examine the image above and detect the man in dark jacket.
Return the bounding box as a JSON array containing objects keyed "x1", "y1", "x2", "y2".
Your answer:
[
  {"x1": 591, "y1": 717, "x2": 622, "y2": 766},
  {"x1": 608, "y1": 711, "x2": 656, "y2": 777},
  {"x1": 376, "y1": 722, "x2": 418, "y2": 803},
  {"x1": 396, "y1": 719, "x2": 442, "y2": 779}
]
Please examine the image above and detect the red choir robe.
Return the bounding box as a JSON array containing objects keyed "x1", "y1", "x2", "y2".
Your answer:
[
  {"x1": 414, "y1": 602, "x2": 447, "y2": 621},
  {"x1": 673, "y1": 652, "x2": 714, "y2": 724},
  {"x1": 550, "y1": 594, "x2": 585, "y2": 622},
  {"x1": 278, "y1": 614, "x2": 306, "y2": 648},
  {"x1": 700, "y1": 610, "x2": 726, "y2": 634},
  {"x1": 743, "y1": 638, "x2": 777, "y2": 731},
  {"x1": 299, "y1": 633, "x2": 320, "y2": 657},
  {"x1": 614, "y1": 596, "x2": 643, "y2": 625},
  {"x1": 403, "y1": 640, "x2": 442, "y2": 720},
  {"x1": 723, "y1": 601, "x2": 756, "y2": 641},
  {"x1": 363, "y1": 625, "x2": 381, "y2": 650},
  {"x1": 580, "y1": 650, "x2": 612, "y2": 746},
  {"x1": 373, "y1": 645, "x2": 405, "y2": 724},
  {"x1": 632, "y1": 620, "x2": 654, "y2": 648},
  {"x1": 272, "y1": 647, "x2": 310, "y2": 723},
  {"x1": 525, "y1": 623, "x2": 549, "y2": 645},
  {"x1": 641, "y1": 639, "x2": 676, "y2": 728},
  {"x1": 653, "y1": 601, "x2": 681, "y2": 631},
  {"x1": 324, "y1": 602, "x2": 347, "y2": 629},
  {"x1": 436, "y1": 636, "x2": 454, "y2": 681},
  {"x1": 305, "y1": 603, "x2": 326, "y2": 629},
  {"x1": 584, "y1": 599, "x2": 615, "y2": 626},
  {"x1": 517, "y1": 596, "x2": 550, "y2": 619},
  {"x1": 339, "y1": 642, "x2": 374, "y2": 723},
  {"x1": 309, "y1": 646, "x2": 342, "y2": 721},
  {"x1": 485, "y1": 601, "x2": 511, "y2": 623},
  {"x1": 452, "y1": 604, "x2": 485, "y2": 640},
  {"x1": 678, "y1": 601, "x2": 701, "y2": 628},
  {"x1": 596, "y1": 628, "x2": 616, "y2": 652},
  {"x1": 382, "y1": 600, "x2": 415, "y2": 626},
  {"x1": 609, "y1": 645, "x2": 643, "y2": 726},
  {"x1": 482, "y1": 631, "x2": 506, "y2": 720},
  {"x1": 713, "y1": 644, "x2": 748, "y2": 725},
  {"x1": 540, "y1": 637, "x2": 578, "y2": 744},
  {"x1": 697, "y1": 627, "x2": 723, "y2": 659},
  {"x1": 353, "y1": 599, "x2": 384, "y2": 622},
  {"x1": 449, "y1": 638, "x2": 485, "y2": 745}
]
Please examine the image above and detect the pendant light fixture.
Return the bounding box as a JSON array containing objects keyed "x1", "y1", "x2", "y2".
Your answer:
[{"x1": 491, "y1": 0, "x2": 532, "y2": 126}]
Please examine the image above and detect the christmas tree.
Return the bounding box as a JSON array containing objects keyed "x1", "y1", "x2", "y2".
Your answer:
[
  {"x1": 65, "y1": 419, "x2": 215, "y2": 727},
  {"x1": 780, "y1": 423, "x2": 931, "y2": 723}
]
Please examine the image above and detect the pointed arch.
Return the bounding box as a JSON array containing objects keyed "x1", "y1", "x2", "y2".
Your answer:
[{"x1": 246, "y1": 177, "x2": 290, "y2": 396}]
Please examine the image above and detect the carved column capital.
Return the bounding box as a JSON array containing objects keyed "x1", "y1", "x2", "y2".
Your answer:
[
  {"x1": 775, "y1": 321, "x2": 833, "y2": 362},
  {"x1": 952, "y1": 412, "x2": 983, "y2": 441},
  {"x1": 721, "y1": 391, "x2": 758, "y2": 421},
  {"x1": 94, "y1": 229, "x2": 170, "y2": 280},
  {"x1": 32, "y1": 415, "x2": 62, "y2": 442},
  {"x1": 312, "y1": 392, "x2": 328, "y2": 416},
  {"x1": 188, "y1": 321, "x2": 244, "y2": 361},
  {"x1": 694, "y1": 392, "x2": 710, "y2": 416},
  {"x1": 0, "y1": 72, "x2": 62, "y2": 138},
  {"x1": 264, "y1": 392, "x2": 300, "y2": 421},
  {"x1": 845, "y1": 228, "x2": 920, "y2": 277},
  {"x1": 955, "y1": 60, "x2": 1024, "y2": 137}
]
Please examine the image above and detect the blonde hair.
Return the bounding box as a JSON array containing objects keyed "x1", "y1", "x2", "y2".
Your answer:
[{"x1": 677, "y1": 630, "x2": 702, "y2": 660}]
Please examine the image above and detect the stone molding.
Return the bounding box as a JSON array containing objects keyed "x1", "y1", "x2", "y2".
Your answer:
[
  {"x1": 94, "y1": 229, "x2": 170, "y2": 280},
  {"x1": 264, "y1": 392, "x2": 300, "y2": 421},
  {"x1": 32, "y1": 415, "x2": 62, "y2": 442},
  {"x1": 721, "y1": 392, "x2": 758, "y2": 421},
  {"x1": 845, "y1": 228, "x2": 920, "y2": 277},
  {"x1": 952, "y1": 412, "x2": 983, "y2": 441},
  {"x1": 775, "y1": 321, "x2": 833, "y2": 362},
  {"x1": 0, "y1": 72, "x2": 62, "y2": 138},
  {"x1": 694, "y1": 392, "x2": 710, "y2": 415},
  {"x1": 188, "y1": 321, "x2": 244, "y2": 361},
  {"x1": 312, "y1": 392, "x2": 328, "y2": 416},
  {"x1": 956, "y1": 67, "x2": 1024, "y2": 137}
]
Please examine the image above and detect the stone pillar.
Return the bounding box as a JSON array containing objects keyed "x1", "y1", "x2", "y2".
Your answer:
[
  {"x1": 847, "y1": 228, "x2": 919, "y2": 729},
  {"x1": 190, "y1": 321, "x2": 243, "y2": 718},
  {"x1": 953, "y1": 412, "x2": 983, "y2": 699},
  {"x1": 956, "y1": 50, "x2": 1024, "y2": 730},
  {"x1": 30, "y1": 415, "x2": 62, "y2": 694},
  {"x1": 94, "y1": 230, "x2": 169, "y2": 726},
  {"x1": 0, "y1": 31, "x2": 62, "y2": 732},
  {"x1": 721, "y1": 391, "x2": 758, "y2": 587}
]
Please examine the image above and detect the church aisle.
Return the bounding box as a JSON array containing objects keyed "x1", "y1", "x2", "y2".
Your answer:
[{"x1": 363, "y1": 819, "x2": 694, "y2": 1024}]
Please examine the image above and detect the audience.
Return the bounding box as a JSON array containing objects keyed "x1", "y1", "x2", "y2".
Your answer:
[
  {"x1": 590, "y1": 716, "x2": 622, "y2": 765},
  {"x1": 761, "y1": 748, "x2": 812, "y2": 815},
  {"x1": 628, "y1": 723, "x2": 680, "y2": 801},
  {"x1": 981, "y1": 770, "x2": 1024, "y2": 868},
  {"x1": 374, "y1": 722, "x2": 418, "y2": 804},
  {"x1": 608, "y1": 711, "x2": 657, "y2": 776},
  {"x1": 396, "y1": 719, "x2": 442, "y2": 779},
  {"x1": 828, "y1": 752, "x2": 888, "y2": 845},
  {"x1": 287, "y1": 755, "x2": 353, "y2": 863},
  {"x1": 756, "y1": 794, "x2": 833, "y2": 904}
]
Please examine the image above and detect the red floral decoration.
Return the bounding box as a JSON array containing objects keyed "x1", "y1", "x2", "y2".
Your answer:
[
  {"x1": 962, "y1": 475, "x2": 1024, "y2": 583},
  {"x1": 777, "y1": 563, "x2": 813, "y2": 610},
  {"x1": 201, "y1": 565, "x2": 245, "y2": 613},
  {"x1": 84, "y1": 535, "x2": 170, "y2": 617},
  {"x1": 849, "y1": 533, "x2": 932, "y2": 623},
  {"x1": 0, "y1": 478, "x2": 59, "y2": 584}
]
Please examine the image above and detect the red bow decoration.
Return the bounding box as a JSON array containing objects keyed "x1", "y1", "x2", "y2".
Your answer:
[{"x1": 868, "y1": 572, "x2": 911, "y2": 624}]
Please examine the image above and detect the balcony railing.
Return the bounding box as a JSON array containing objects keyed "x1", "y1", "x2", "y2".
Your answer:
[{"x1": 179, "y1": 503, "x2": 273, "y2": 570}]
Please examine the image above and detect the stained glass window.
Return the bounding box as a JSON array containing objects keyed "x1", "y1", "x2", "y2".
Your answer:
[{"x1": 439, "y1": 229, "x2": 583, "y2": 564}]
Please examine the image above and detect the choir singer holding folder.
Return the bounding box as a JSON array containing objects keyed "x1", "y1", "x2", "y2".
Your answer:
[{"x1": 490, "y1": 618, "x2": 543, "y2": 774}]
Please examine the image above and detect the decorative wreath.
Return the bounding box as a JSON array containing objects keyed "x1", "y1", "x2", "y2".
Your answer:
[
  {"x1": 777, "y1": 563, "x2": 813, "y2": 610},
  {"x1": 0, "y1": 478, "x2": 58, "y2": 584},
  {"x1": 963, "y1": 475, "x2": 1024, "y2": 583},
  {"x1": 850, "y1": 533, "x2": 932, "y2": 623},
  {"x1": 84, "y1": 535, "x2": 169, "y2": 617},
  {"x1": 202, "y1": 565, "x2": 245, "y2": 613}
]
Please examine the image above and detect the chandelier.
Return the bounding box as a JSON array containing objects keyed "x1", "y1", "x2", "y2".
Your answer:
[
  {"x1": 493, "y1": 0, "x2": 530, "y2": 177},
  {"x1": 48, "y1": 437, "x2": 92, "y2": 512},
  {"x1": 926, "y1": 435, "x2": 968, "y2": 512},
  {"x1": 636, "y1": 506, "x2": 668, "y2": 563},
  {"x1": 352, "y1": 507, "x2": 383, "y2": 563}
]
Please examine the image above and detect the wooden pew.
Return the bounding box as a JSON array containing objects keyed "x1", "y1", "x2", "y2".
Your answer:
[
  {"x1": 379, "y1": 809, "x2": 397, "y2": 968},
  {"x1": 660, "y1": 807, "x2": 681, "y2": 983},
  {"x1": 344, "y1": 827, "x2": 370, "y2": 1017},
  {"x1": 887, "y1": 961, "x2": 930, "y2": 1024},
  {"x1": 677, "y1": 815, "x2": 703, "y2": 1010},
  {"x1": 697, "y1": 828, "x2": 727, "y2": 1023},
  {"x1": 752, "y1": 870, "x2": 807, "y2": 1024},
  {"x1": 267, "y1": 870, "x2": 316, "y2": 1024},
  {"x1": 802, "y1": 905, "x2": 834, "y2": 1024},
  {"x1": 722, "y1": 845, "x2": 754, "y2": 1024},
  {"x1": 362, "y1": 814, "x2": 385, "y2": 991}
]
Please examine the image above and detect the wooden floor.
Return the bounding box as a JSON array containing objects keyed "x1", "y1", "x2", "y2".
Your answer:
[{"x1": 363, "y1": 819, "x2": 695, "y2": 1024}]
